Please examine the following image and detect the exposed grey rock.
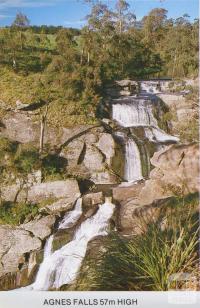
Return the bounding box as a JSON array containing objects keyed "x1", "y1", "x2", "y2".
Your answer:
[
  {"x1": 0, "y1": 111, "x2": 57, "y2": 146},
  {"x1": 15, "y1": 99, "x2": 46, "y2": 111},
  {"x1": 119, "y1": 198, "x2": 167, "y2": 236},
  {"x1": 1, "y1": 179, "x2": 80, "y2": 204},
  {"x1": 96, "y1": 133, "x2": 115, "y2": 165},
  {"x1": 27, "y1": 180, "x2": 80, "y2": 203},
  {"x1": 60, "y1": 125, "x2": 95, "y2": 146},
  {"x1": 83, "y1": 145, "x2": 104, "y2": 171},
  {"x1": 0, "y1": 225, "x2": 42, "y2": 277},
  {"x1": 0, "y1": 112, "x2": 39, "y2": 144},
  {"x1": 117, "y1": 143, "x2": 199, "y2": 235},
  {"x1": 138, "y1": 143, "x2": 199, "y2": 205},
  {"x1": 22, "y1": 215, "x2": 56, "y2": 240},
  {"x1": 40, "y1": 198, "x2": 76, "y2": 214},
  {"x1": 82, "y1": 192, "x2": 104, "y2": 208},
  {"x1": 60, "y1": 139, "x2": 85, "y2": 166}
]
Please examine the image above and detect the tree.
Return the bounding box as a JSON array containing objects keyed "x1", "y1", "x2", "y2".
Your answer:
[
  {"x1": 114, "y1": 0, "x2": 136, "y2": 34},
  {"x1": 142, "y1": 8, "x2": 168, "y2": 45},
  {"x1": 12, "y1": 12, "x2": 30, "y2": 27}
]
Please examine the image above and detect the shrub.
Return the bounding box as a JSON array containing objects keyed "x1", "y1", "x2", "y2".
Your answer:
[
  {"x1": 14, "y1": 143, "x2": 41, "y2": 174},
  {"x1": 0, "y1": 137, "x2": 18, "y2": 161},
  {"x1": 0, "y1": 201, "x2": 39, "y2": 225},
  {"x1": 41, "y1": 153, "x2": 67, "y2": 181}
]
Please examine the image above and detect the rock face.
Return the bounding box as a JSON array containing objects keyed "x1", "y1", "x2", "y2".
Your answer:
[
  {"x1": 22, "y1": 215, "x2": 56, "y2": 240},
  {"x1": 116, "y1": 143, "x2": 199, "y2": 235},
  {"x1": 2, "y1": 179, "x2": 80, "y2": 204},
  {"x1": 138, "y1": 143, "x2": 199, "y2": 205},
  {"x1": 0, "y1": 225, "x2": 42, "y2": 290},
  {"x1": 27, "y1": 180, "x2": 80, "y2": 203},
  {"x1": 157, "y1": 93, "x2": 198, "y2": 138},
  {"x1": 61, "y1": 128, "x2": 124, "y2": 185},
  {"x1": 82, "y1": 192, "x2": 104, "y2": 208},
  {"x1": 0, "y1": 111, "x2": 124, "y2": 185},
  {"x1": 0, "y1": 111, "x2": 95, "y2": 147},
  {"x1": 0, "y1": 112, "x2": 39, "y2": 144},
  {"x1": 40, "y1": 198, "x2": 75, "y2": 214}
]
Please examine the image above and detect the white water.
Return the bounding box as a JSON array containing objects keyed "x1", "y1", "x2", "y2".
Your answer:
[
  {"x1": 124, "y1": 139, "x2": 143, "y2": 182},
  {"x1": 112, "y1": 98, "x2": 158, "y2": 127},
  {"x1": 25, "y1": 200, "x2": 115, "y2": 291},
  {"x1": 43, "y1": 235, "x2": 54, "y2": 258},
  {"x1": 144, "y1": 127, "x2": 179, "y2": 143},
  {"x1": 140, "y1": 81, "x2": 161, "y2": 94},
  {"x1": 59, "y1": 198, "x2": 82, "y2": 229}
]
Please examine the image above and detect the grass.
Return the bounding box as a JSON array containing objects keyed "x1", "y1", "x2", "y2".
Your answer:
[
  {"x1": 0, "y1": 67, "x2": 98, "y2": 128},
  {"x1": 0, "y1": 201, "x2": 39, "y2": 226},
  {"x1": 74, "y1": 193, "x2": 199, "y2": 291}
]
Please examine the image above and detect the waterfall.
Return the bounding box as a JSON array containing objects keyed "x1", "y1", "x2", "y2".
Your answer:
[
  {"x1": 140, "y1": 81, "x2": 161, "y2": 94},
  {"x1": 59, "y1": 198, "x2": 82, "y2": 229},
  {"x1": 144, "y1": 127, "x2": 179, "y2": 143},
  {"x1": 112, "y1": 91, "x2": 179, "y2": 183},
  {"x1": 43, "y1": 235, "x2": 54, "y2": 258},
  {"x1": 112, "y1": 98, "x2": 158, "y2": 127},
  {"x1": 124, "y1": 139, "x2": 143, "y2": 182},
  {"x1": 23, "y1": 199, "x2": 115, "y2": 291}
]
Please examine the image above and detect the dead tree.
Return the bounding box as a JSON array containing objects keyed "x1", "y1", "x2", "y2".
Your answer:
[{"x1": 39, "y1": 104, "x2": 49, "y2": 155}]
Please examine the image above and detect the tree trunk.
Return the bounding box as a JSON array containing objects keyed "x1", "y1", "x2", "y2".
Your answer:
[
  {"x1": 39, "y1": 105, "x2": 49, "y2": 155},
  {"x1": 13, "y1": 179, "x2": 25, "y2": 203},
  {"x1": 87, "y1": 52, "x2": 90, "y2": 65},
  {"x1": 80, "y1": 48, "x2": 84, "y2": 65}
]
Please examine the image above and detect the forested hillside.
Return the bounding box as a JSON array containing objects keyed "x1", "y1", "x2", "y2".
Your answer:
[
  {"x1": 0, "y1": 0, "x2": 199, "y2": 292},
  {"x1": 0, "y1": 1, "x2": 198, "y2": 126}
]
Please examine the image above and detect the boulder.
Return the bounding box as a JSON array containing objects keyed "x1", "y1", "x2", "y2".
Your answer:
[
  {"x1": 40, "y1": 198, "x2": 75, "y2": 214},
  {"x1": 138, "y1": 143, "x2": 199, "y2": 205},
  {"x1": 59, "y1": 139, "x2": 85, "y2": 166},
  {"x1": 83, "y1": 145, "x2": 104, "y2": 171},
  {"x1": 60, "y1": 125, "x2": 95, "y2": 146},
  {"x1": 22, "y1": 215, "x2": 56, "y2": 240},
  {"x1": 113, "y1": 182, "x2": 145, "y2": 205},
  {"x1": 0, "y1": 111, "x2": 58, "y2": 146},
  {"x1": 82, "y1": 192, "x2": 104, "y2": 209},
  {"x1": 96, "y1": 133, "x2": 115, "y2": 165},
  {"x1": 0, "y1": 225, "x2": 42, "y2": 279},
  {"x1": 1, "y1": 179, "x2": 80, "y2": 204},
  {"x1": 90, "y1": 171, "x2": 120, "y2": 185},
  {"x1": 119, "y1": 198, "x2": 167, "y2": 236},
  {"x1": 0, "y1": 112, "x2": 39, "y2": 144},
  {"x1": 27, "y1": 180, "x2": 80, "y2": 203}
]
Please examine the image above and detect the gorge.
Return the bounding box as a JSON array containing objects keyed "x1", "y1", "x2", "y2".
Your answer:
[{"x1": 0, "y1": 79, "x2": 199, "y2": 291}]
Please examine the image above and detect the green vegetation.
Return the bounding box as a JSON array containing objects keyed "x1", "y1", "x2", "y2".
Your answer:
[
  {"x1": 0, "y1": 1, "x2": 198, "y2": 126},
  {"x1": 0, "y1": 137, "x2": 69, "y2": 205},
  {"x1": 74, "y1": 193, "x2": 199, "y2": 291},
  {"x1": 0, "y1": 201, "x2": 39, "y2": 225}
]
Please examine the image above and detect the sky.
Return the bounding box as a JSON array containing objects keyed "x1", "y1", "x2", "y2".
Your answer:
[{"x1": 0, "y1": 0, "x2": 199, "y2": 27}]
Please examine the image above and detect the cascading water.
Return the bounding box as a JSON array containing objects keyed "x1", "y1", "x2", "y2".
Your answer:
[
  {"x1": 124, "y1": 139, "x2": 143, "y2": 182},
  {"x1": 112, "y1": 98, "x2": 158, "y2": 127},
  {"x1": 144, "y1": 127, "x2": 179, "y2": 143},
  {"x1": 59, "y1": 198, "x2": 82, "y2": 230},
  {"x1": 23, "y1": 198, "x2": 115, "y2": 291},
  {"x1": 43, "y1": 235, "x2": 54, "y2": 258},
  {"x1": 112, "y1": 85, "x2": 179, "y2": 183},
  {"x1": 140, "y1": 81, "x2": 161, "y2": 94}
]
